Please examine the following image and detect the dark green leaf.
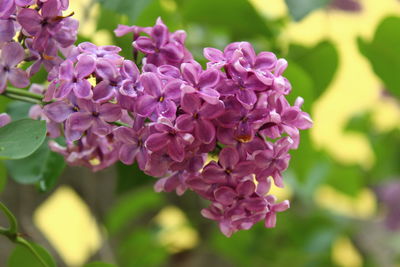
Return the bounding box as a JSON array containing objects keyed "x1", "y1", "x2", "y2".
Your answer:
[
  {"x1": 6, "y1": 101, "x2": 32, "y2": 121},
  {"x1": 8, "y1": 242, "x2": 56, "y2": 267},
  {"x1": 97, "y1": 0, "x2": 155, "y2": 23},
  {"x1": 285, "y1": 0, "x2": 330, "y2": 21},
  {"x1": 83, "y1": 262, "x2": 117, "y2": 267},
  {"x1": 0, "y1": 119, "x2": 46, "y2": 160},
  {"x1": 116, "y1": 162, "x2": 153, "y2": 194},
  {"x1": 0, "y1": 161, "x2": 7, "y2": 193},
  {"x1": 180, "y1": 0, "x2": 274, "y2": 39},
  {"x1": 5, "y1": 139, "x2": 65, "y2": 189},
  {"x1": 289, "y1": 41, "x2": 339, "y2": 99},
  {"x1": 357, "y1": 16, "x2": 400, "y2": 99},
  {"x1": 325, "y1": 164, "x2": 363, "y2": 196},
  {"x1": 105, "y1": 187, "x2": 164, "y2": 235},
  {"x1": 284, "y1": 61, "x2": 314, "y2": 112}
]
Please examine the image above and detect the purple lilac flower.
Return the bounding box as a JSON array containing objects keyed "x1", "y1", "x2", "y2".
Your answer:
[
  {"x1": 0, "y1": 112, "x2": 11, "y2": 127},
  {"x1": 25, "y1": 18, "x2": 313, "y2": 237},
  {"x1": 0, "y1": 42, "x2": 29, "y2": 93}
]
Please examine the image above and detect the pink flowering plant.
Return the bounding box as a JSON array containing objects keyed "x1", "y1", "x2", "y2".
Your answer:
[{"x1": 0, "y1": 0, "x2": 312, "y2": 246}]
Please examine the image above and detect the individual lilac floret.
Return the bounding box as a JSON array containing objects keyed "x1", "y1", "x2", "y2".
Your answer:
[
  {"x1": 0, "y1": 112, "x2": 11, "y2": 127},
  {"x1": 136, "y1": 72, "x2": 181, "y2": 119},
  {"x1": 0, "y1": 42, "x2": 30, "y2": 93},
  {"x1": 66, "y1": 99, "x2": 121, "y2": 141},
  {"x1": 180, "y1": 61, "x2": 221, "y2": 104},
  {"x1": 17, "y1": 0, "x2": 78, "y2": 52}
]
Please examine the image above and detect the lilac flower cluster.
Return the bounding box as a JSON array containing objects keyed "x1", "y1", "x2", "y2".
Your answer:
[
  {"x1": 0, "y1": 3, "x2": 312, "y2": 236},
  {"x1": 0, "y1": 0, "x2": 77, "y2": 92}
]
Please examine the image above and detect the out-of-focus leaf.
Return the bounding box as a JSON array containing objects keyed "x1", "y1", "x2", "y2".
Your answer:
[
  {"x1": 284, "y1": 61, "x2": 314, "y2": 112},
  {"x1": 83, "y1": 262, "x2": 117, "y2": 267},
  {"x1": 8, "y1": 242, "x2": 56, "y2": 267},
  {"x1": 289, "y1": 41, "x2": 339, "y2": 99},
  {"x1": 358, "y1": 16, "x2": 400, "y2": 99},
  {"x1": 6, "y1": 101, "x2": 32, "y2": 121},
  {"x1": 0, "y1": 161, "x2": 7, "y2": 193},
  {"x1": 105, "y1": 187, "x2": 164, "y2": 235},
  {"x1": 5, "y1": 139, "x2": 65, "y2": 189},
  {"x1": 0, "y1": 96, "x2": 11, "y2": 113},
  {"x1": 179, "y1": 0, "x2": 273, "y2": 39},
  {"x1": 97, "y1": 0, "x2": 155, "y2": 23},
  {"x1": 285, "y1": 0, "x2": 330, "y2": 21},
  {"x1": 118, "y1": 228, "x2": 168, "y2": 267},
  {"x1": 325, "y1": 164, "x2": 363, "y2": 196},
  {"x1": 0, "y1": 119, "x2": 46, "y2": 160},
  {"x1": 344, "y1": 112, "x2": 372, "y2": 133},
  {"x1": 116, "y1": 162, "x2": 153, "y2": 194}
]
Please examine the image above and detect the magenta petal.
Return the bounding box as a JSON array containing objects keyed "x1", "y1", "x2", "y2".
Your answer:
[
  {"x1": 160, "y1": 43, "x2": 184, "y2": 62},
  {"x1": 195, "y1": 119, "x2": 215, "y2": 144},
  {"x1": 216, "y1": 127, "x2": 236, "y2": 145},
  {"x1": 1, "y1": 42, "x2": 25, "y2": 67},
  {"x1": 233, "y1": 161, "x2": 255, "y2": 177},
  {"x1": 93, "y1": 81, "x2": 114, "y2": 103},
  {"x1": 168, "y1": 138, "x2": 185, "y2": 162},
  {"x1": 198, "y1": 68, "x2": 220, "y2": 88},
  {"x1": 68, "y1": 112, "x2": 93, "y2": 132},
  {"x1": 119, "y1": 144, "x2": 138, "y2": 165},
  {"x1": 114, "y1": 127, "x2": 136, "y2": 143},
  {"x1": 202, "y1": 165, "x2": 227, "y2": 184},
  {"x1": 255, "y1": 52, "x2": 277, "y2": 71},
  {"x1": 181, "y1": 62, "x2": 200, "y2": 86},
  {"x1": 119, "y1": 80, "x2": 137, "y2": 97},
  {"x1": 73, "y1": 79, "x2": 92, "y2": 99},
  {"x1": 265, "y1": 212, "x2": 277, "y2": 228},
  {"x1": 176, "y1": 114, "x2": 194, "y2": 131},
  {"x1": 59, "y1": 60, "x2": 74, "y2": 81},
  {"x1": 140, "y1": 72, "x2": 162, "y2": 97},
  {"x1": 0, "y1": 72, "x2": 5, "y2": 93},
  {"x1": 157, "y1": 99, "x2": 176, "y2": 118},
  {"x1": 136, "y1": 95, "x2": 157, "y2": 117},
  {"x1": 198, "y1": 87, "x2": 220, "y2": 105},
  {"x1": 96, "y1": 58, "x2": 119, "y2": 81},
  {"x1": 219, "y1": 147, "x2": 239, "y2": 170},
  {"x1": 0, "y1": 20, "x2": 15, "y2": 43},
  {"x1": 203, "y1": 47, "x2": 224, "y2": 62},
  {"x1": 92, "y1": 118, "x2": 111, "y2": 136},
  {"x1": 99, "y1": 103, "x2": 121, "y2": 122},
  {"x1": 121, "y1": 60, "x2": 139, "y2": 81},
  {"x1": 236, "y1": 180, "x2": 256, "y2": 197},
  {"x1": 17, "y1": 8, "x2": 41, "y2": 35},
  {"x1": 8, "y1": 68, "x2": 29, "y2": 88},
  {"x1": 199, "y1": 101, "x2": 225, "y2": 119},
  {"x1": 164, "y1": 80, "x2": 181, "y2": 100},
  {"x1": 134, "y1": 36, "x2": 155, "y2": 54},
  {"x1": 55, "y1": 81, "x2": 73, "y2": 99},
  {"x1": 237, "y1": 88, "x2": 257, "y2": 108},
  {"x1": 76, "y1": 55, "x2": 95, "y2": 79},
  {"x1": 214, "y1": 186, "x2": 236, "y2": 205},
  {"x1": 43, "y1": 101, "x2": 74, "y2": 123},
  {"x1": 146, "y1": 132, "x2": 170, "y2": 151},
  {"x1": 181, "y1": 93, "x2": 201, "y2": 114},
  {"x1": 0, "y1": 113, "x2": 11, "y2": 127}
]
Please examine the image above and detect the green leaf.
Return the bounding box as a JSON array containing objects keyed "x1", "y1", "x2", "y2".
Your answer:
[
  {"x1": 105, "y1": 187, "x2": 164, "y2": 235},
  {"x1": 180, "y1": 0, "x2": 274, "y2": 39},
  {"x1": 357, "y1": 16, "x2": 400, "y2": 99},
  {"x1": 6, "y1": 101, "x2": 32, "y2": 121},
  {"x1": 284, "y1": 61, "x2": 314, "y2": 112},
  {"x1": 83, "y1": 262, "x2": 117, "y2": 267},
  {"x1": 325, "y1": 164, "x2": 363, "y2": 196},
  {"x1": 0, "y1": 119, "x2": 46, "y2": 160},
  {"x1": 116, "y1": 162, "x2": 153, "y2": 194},
  {"x1": 285, "y1": 0, "x2": 330, "y2": 21},
  {"x1": 5, "y1": 139, "x2": 65, "y2": 188},
  {"x1": 0, "y1": 161, "x2": 7, "y2": 193},
  {"x1": 97, "y1": 0, "x2": 155, "y2": 23},
  {"x1": 289, "y1": 41, "x2": 339, "y2": 99},
  {"x1": 8, "y1": 242, "x2": 56, "y2": 267}
]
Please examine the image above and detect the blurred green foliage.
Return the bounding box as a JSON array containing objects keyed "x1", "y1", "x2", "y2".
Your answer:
[{"x1": 1, "y1": 0, "x2": 400, "y2": 266}]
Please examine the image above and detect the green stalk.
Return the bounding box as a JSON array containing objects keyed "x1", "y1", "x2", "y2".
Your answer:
[
  {"x1": 0, "y1": 201, "x2": 50, "y2": 267},
  {"x1": 6, "y1": 87, "x2": 44, "y2": 101}
]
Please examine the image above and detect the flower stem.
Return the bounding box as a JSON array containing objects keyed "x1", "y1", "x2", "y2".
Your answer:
[
  {"x1": 2, "y1": 87, "x2": 129, "y2": 127},
  {"x1": 0, "y1": 201, "x2": 50, "y2": 267}
]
